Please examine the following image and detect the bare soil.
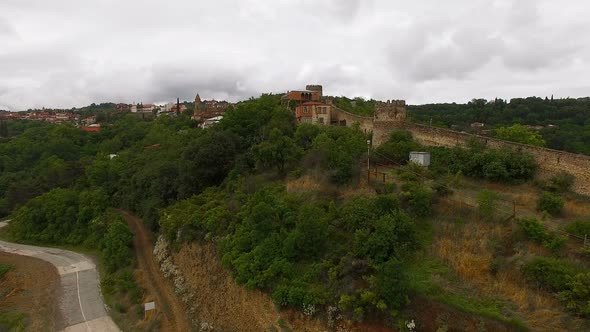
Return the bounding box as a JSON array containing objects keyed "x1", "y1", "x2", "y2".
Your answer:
[
  {"x1": 173, "y1": 242, "x2": 400, "y2": 332},
  {"x1": 0, "y1": 251, "x2": 60, "y2": 331},
  {"x1": 172, "y1": 242, "x2": 325, "y2": 332},
  {"x1": 121, "y1": 210, "x2": 192, "y2": 332}
]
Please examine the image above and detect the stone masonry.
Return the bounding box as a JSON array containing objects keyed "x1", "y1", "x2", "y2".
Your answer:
[{"x1": 366, "y1": 100, "x2": 590, "y2": 196}]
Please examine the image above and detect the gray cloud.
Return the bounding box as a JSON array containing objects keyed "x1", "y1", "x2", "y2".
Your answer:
[{"x1": 0, "y1": 0, "x2": 589, "y2": 110}]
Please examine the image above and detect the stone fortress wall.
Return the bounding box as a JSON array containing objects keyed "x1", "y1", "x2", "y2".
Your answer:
[
  {"x1": 368, "y1": 100, "x2": 590, "y2": 196},
  {"x1": 330, "y1": 107, "x2": 373, "y2": 133}
]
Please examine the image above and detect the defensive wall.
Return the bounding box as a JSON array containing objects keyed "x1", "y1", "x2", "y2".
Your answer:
[
  {"x1": 400, "y1": 123, "x2": 590, "y2": 195},
  {"x1": 330, "y1": 107, "x2": 374, "y2": 133},
  {"x1": 367, "y1": 100, "x2": 590, "y2": 196}
]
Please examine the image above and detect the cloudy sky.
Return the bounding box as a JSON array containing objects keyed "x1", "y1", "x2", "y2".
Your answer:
[{"x1": 1, "y1": 0, "x2": 589, "y2": 110}]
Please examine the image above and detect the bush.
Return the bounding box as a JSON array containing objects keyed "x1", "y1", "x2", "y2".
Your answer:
[
  {"x1": 432, "y1": 181, "x2": 453, "y2": 196},
  {"x1": 374, "y1": 130, "x2": 421, "y2": 164},
  {"x1": 353, "y1": 212, "x2": 417, "y2": 264},
  {"x1": 518, "y1": 217, "x2": 566, "y2": 251},
  {"x1": 537, "y1": 191, "x2": 565, "y2": 216},
  {"x1": 558, "y1": 272, "x2": 590, "y2": 317},
  {"x1": 538, "y1": 172, "x2": 575, "y2": 193},
  {"x1": 401, "y1": 183, "x2": 432, "y2": 217},
  {"x1": 528, "y1": 218, "x2": 566, "y2": 252},
  {"x1": 477, "y1": 190, "x2": 500, "y2": 221},
  {"x1": 377, "y1": 259, "x2": 410, "y2": 311},
  {"x1": 522, "y1": 257, "x2": 580, "y2": 292},
  {"x1": 0, "y1": 311, "x2": 26, "y2": 332},
  {"x1": 428, "y1": 146, "x2": 537, "y2": 183},
  {"x1": 566, "y1": 220, "x2": 590, "y2": 238}
]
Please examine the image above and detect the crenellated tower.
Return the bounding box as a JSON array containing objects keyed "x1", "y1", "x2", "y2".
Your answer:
[
  {"x1": 374, "y1": 100, "x2": 406, "y2": 123},
  {"x1": 372, "y1": 100, "x2": 407, "y2": 146}
]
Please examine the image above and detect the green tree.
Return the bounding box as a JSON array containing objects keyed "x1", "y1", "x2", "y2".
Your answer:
[
  {"x1": 102, "y1": 218, "x2": 134, "y2": 273},
  {"x1": 377, "y1": 259, "x2": 410, "y2": 312},
  {"x1": 354, "y1": 211, "x2": 417, "y2": 264},
  {"x1": 495, "y1": 124, "x2": 546, "y2": 146},
  {"x1": 253, "y1": 128, "x2": 301, "y2": 173},
  {"x1": 294, "y1": 123, "x2": 321, "y2": 150}
]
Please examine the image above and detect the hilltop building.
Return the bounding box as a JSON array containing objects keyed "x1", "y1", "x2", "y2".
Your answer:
[
  {"x1": 285, "y1": 85, "x2": 333, "y2": 125},
  {"x1": 283, "y1": 85, "x2": 323, "y2": 105},
  {"x1": 193, "y1": 94, "x2": 231, "y2": 121},
  {"x1": 294, "y1": 101, "x2": 332, "y2": 125}
]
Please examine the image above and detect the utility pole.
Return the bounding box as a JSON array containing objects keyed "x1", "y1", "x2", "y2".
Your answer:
[{"x1": 176, "y1": 98, "x2": 180, "y2": 116}]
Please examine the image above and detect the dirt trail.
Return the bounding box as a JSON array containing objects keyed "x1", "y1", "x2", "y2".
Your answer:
[{"x1": 120, "y1": 210, "x2": 192, "y2": 332}]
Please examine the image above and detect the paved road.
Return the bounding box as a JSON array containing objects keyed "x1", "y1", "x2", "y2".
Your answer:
[{"x1": 0, "y1": 221, "x2": 120, "y2": 332}]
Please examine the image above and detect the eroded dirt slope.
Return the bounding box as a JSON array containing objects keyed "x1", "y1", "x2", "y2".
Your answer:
[{"x1": 121, "y1": 210, "x2": 192, "y2": 332}]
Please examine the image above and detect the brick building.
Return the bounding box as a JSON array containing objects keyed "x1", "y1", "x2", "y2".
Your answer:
[
  {"x1": 295, "y1": 102, "x2": 332, "y2": 125},
  {"x1": 193, "y1": 94, "x2": 231, "y2": 121},
  {"x1": 283, "y1": 85, "x2": 323, "y2": 105}
]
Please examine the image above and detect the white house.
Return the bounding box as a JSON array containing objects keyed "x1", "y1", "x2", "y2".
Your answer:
[
  {"x1": 409, "y1": 151, "x2": 431, "y2": 167},
  {"x1": 200, "y1": 116, "x2": 223, "y2": 129}
]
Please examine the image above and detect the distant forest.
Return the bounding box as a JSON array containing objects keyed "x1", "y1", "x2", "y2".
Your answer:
[{"x1": 408, "y1": 97, "x2": 590, "y2": 155}]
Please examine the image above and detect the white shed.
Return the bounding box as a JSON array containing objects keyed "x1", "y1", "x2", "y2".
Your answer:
[{"x1": 409, "y1": 151, "x2": 431, "y2": 167}]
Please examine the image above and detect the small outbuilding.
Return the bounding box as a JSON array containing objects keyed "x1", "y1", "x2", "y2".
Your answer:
[{"x1": 409, "y1": 151, "x2": 431, "y2": 167}]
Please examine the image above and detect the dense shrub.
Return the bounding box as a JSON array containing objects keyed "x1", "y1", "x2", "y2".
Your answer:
[
  {"x1": 102, "y1": 218, "x2": 134, "y2": 273},
  {"x1": 374, "y1": 130, "x2": 421, "y2": 164},
  {"x1": 215, "y1": 185, "x2": 418, "y2": 317},
  {"x1": 521, "y1": 257, "x2": 580, "y2": 292},
  {"x1": 429, "y1": 146, "x2": 537, "y2": 182},
  {"x1": 538, "y1": 172, "x2": 575, "y2": 193},
  {"x1": 537, "y1": 191, "x2": 565, "y2": 216},
  {"x1": 307, "y1": 125, "x2": 366, "y2": 185},
  {"x1": 400, "y1": 183, "x2": 432, "y2": 217},
  {"x1": 353, "y1": 212, "x2": 417, "y2": 264},
  {"x1": 565, "y1": 220, "x2": 590, "y2": 238},
  {"x1": 477, "y1": 190, "x2": 500, "y2": 221},
  {"x1": 518, "y1": 217, "x2": 566, "y2": 251},
  {"x1": 9, "y1": 188, "x2": 108, "y2": 245},
  {"x1": 523, "y1": 257, "x2": 590, "y2": 317},
  {"x1": 558, "y1": 273, "x2": 590, "y2": 317}
]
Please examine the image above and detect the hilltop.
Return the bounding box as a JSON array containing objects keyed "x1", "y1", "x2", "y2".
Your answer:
[{"x1": 0, "y1": 92, "x2": 590, "y2": 331}]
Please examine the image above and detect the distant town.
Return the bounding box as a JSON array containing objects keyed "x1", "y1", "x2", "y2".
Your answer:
[
  {"x1": 0, "y1": 96, "x2": 233, "y2": 131},
  {"x1": 0, "y1": 84, "x2": 350, "y2": 132}
]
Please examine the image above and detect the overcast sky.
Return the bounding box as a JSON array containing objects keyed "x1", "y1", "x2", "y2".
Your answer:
[{"x1": 1, "y1": 0, "x2": 589, "y2": 111}]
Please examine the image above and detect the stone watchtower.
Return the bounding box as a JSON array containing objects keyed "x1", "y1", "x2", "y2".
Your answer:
[
  {"x1": 305, "y1": 85, "x2": 323, "y2": 98},
  {"x1": 372, "y1": 100, "x2": 407, "y2": 146},
  {"x1": 374, "y1": 100, "x2": 406, "y2": 123},
  {"x1": 194, "y1": 94, "x2": 202, "y2": 113}
]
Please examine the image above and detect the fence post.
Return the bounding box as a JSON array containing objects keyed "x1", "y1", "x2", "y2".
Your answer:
[
  {"x1": 513, "y1": 201, "x2": 516, "y2": 219},
  {"x1": 382, "y1": 173, "x2": 386, "y2": 183}
]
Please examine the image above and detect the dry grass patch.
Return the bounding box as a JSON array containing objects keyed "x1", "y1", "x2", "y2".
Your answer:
[{"x1": 431, "y1": 210, "x2": 589, "y2": 331}]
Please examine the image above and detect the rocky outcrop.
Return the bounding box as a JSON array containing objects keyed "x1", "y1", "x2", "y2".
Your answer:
[{"x1": 153, "y1": 236, "x2": 214, "y2": 331}]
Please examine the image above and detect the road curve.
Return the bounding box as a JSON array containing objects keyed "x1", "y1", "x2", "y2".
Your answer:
[{"x1": 0, "y1": 222, "x2": 120, "y2": 332}]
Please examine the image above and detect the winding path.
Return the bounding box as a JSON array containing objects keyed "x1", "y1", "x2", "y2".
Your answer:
[
  {"x1": 120, "y1": 210, "x2": 192, "y2": 332},
  {"x1": 0, "y1": 221, "x2": 120, "y2": 332}
]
